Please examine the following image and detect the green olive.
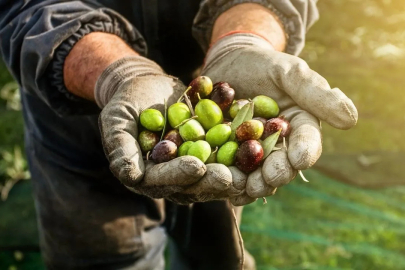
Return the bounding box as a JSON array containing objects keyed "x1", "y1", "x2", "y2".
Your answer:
[
  {"x1": 205, "y1": 124, "x2": 231, "y2": 147},
  {"x1": 140, "y1": 109, "x2": 165, "y2": 131},
  {"x1": 187, "y1": 140, "x2": 212, "y2": 163},
  {"x1": 168, "y1": 102, "x2": 191, "y2": 128},
  {"x1": 178, "y1": 141, "x2": 194, "y2": 156},
  {"x1": 179, "y1": 119, "x2": 205, "y2": 141},
  {"x1": 229, "y1": 99, "x2": 250, "y2": 119},
  {"x1": 195, "y1": 99, "x2": 223, "y2": 130},
  {"x1": 252, "y1": 95, "x2": 279, "y2": 118},
  {"x1": 217, "y1": 141, "x2": 239, "y2": 166}
]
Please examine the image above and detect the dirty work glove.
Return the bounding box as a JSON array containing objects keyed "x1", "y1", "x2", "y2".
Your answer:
[
  {"x1": 96, "y1": 56, "x2": 233, "y2": 204},
  {"x1": 202, "y1": 33, "x2": 358, "y2": 201}
]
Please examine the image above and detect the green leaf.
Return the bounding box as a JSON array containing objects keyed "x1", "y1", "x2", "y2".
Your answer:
[
  {"x1": 262, "y1": 129, "x2": 281, "y2": 159},
  {"x1": 229, "y1": 102, "x2": 254, "y2": 141}
]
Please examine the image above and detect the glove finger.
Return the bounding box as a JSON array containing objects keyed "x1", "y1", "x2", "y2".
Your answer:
[
  {"x1": 227, "y1": 166, "x2": 248, "y2": 197},
  {"x1": 270, "y1": 54, "x2": 358, "y2": 130},
  {"x1": 282, "y1": 107, "x2": 322, "y2": 170},
  {"x1": 246, "y1": 168, "x2": 277, "y2": 198},
  {"x1": 230, "y1": 193, "x2": 257, "y2": 206},
  {"x1": 143, "y1": 157, "x2": 206, "y2": 187},
  {"x1": 99, "y1": 102, "x2": 144, "y2": 187},
  {"x1": 182, "y1": 163, "x2": 232, "y2": 195},
  {"x1": 167, "y1": 163, "x2": 234, "y2": 204},
  {"x1": 262, "y1": 146, "x2": 297, "y2": 187}
]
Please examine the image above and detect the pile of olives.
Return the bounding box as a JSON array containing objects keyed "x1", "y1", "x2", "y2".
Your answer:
[{"x1": 138, "y1": 76, "x2": 291, "y2": 173}]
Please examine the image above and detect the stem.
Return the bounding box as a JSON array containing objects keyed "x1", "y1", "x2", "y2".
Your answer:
[
  {"x1": 184, "y1": 94, "x2": 195, "y2": 116},
  {"x1": 160, "y1": 99, "x2": 168, "y2": 141},
  {"x1": 174, "y1": 115, "x2": 198, "y2": 129},
  {"x1": 178, "y1": 86, "x2": 191, "y2": 103},
  {"x1": 197, "y1": 93, "x2": 201, "y2": 101},
  {"x1": 146, "y1": 151, "x2": 151, "y2": 161},
  {"x1": 262, "y1": 197, "x2": 267, "y2": 204},
  {"x1": 299, "y1": 170, "x2": 309, "y2": 182}
]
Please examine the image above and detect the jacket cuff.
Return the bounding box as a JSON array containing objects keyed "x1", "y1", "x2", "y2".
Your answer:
[
  {"x1": 193, "y1": 0, "x2": 319, "y2": 56},
  {"x1": 48, "y1": 8, "x2": 147, "y2": 116}
]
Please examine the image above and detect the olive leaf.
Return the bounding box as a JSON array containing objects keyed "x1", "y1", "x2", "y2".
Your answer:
[
  {"x1": 261, "y1": 129, "x2": 281, "y2": 159},
  {"x1": 229, "y1": 102, "x2": 254, "y2": 141}
]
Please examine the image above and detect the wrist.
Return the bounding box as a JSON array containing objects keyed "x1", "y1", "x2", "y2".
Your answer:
[
  {"x1": 211, "y1": 3, "x2": 286, "y2": 52},
  {"x1": 63, "y1": 32, "x2": 139, "y2": 102}
]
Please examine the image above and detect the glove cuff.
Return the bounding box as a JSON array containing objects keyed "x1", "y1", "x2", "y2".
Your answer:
[
  {"x1": 204, "y1": 33, "x2": 275, "y2": 72},
  {"x1": 95, "y1": 56, "x2": 164, "y2": 108}
]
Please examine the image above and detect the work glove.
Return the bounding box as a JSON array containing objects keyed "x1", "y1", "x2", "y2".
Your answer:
[
  {"x1": 202, "y1": 33, "x2": 358, "y2": 202},
  {"x1": 96, "y1": 56, "x2": 237, "y2": 204}
]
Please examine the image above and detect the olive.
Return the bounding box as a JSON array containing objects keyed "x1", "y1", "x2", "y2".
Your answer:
[
  {"x1": 195, "y1": 99, "x2": 224, "y2": 130},
  {"x1": 140, "y1": 109, "x2": 165, "y2": 131},
  {"x1": 211, "y1": 82, "x2": 235, "y2": 112},
  {"x1": 179, "y1": 119, "x2": 205, "y2": 141},
  {"x1": 262, "y1": 116, "x2": 291, "y2": 140},
  {"x1": 178, "y1": 141, "x2": 194, "y2": 156},
  {"x1": 205, "y1": 124, "x2": 231, "y2": 147},
  {"x1": 187, "y1": 140, "x2": 212, "y2": 163},
  {"x1": 235, "y1": 140, "x2": 264, "y2": 173},
  {"x1": 217, "y1": 141, "x2": 239, "y2": 166},
  {"x1": 151, "y1": 140, "x2": 178, "y2": 164},
  {"x1": 206, "y1": 150, "x2": 218, "y2": 164},
  {"x1": 253, "y1": 117, "x2": 267, "y2": 126},
  {"x1": 168, "y1": 102, "x2": 191, "y2": 128},
  {"x1": 229, "y1": 99, "x2": 249, "y2": 119},
  {"x1": 236, "y1": 120, "x2": 264, "y2": 142},
  {"x1": 138, "y1": 130, "x2": 159, "y2": 153},
  {"x1": 187, "y1": 76, "x2": 213, "y2": 105},
  {"x1": 252, "y1": 95, "x2": 279, "y2": 119},
  {"x1": 164, "y1": 129, "x2": 184, "y2": 147}
]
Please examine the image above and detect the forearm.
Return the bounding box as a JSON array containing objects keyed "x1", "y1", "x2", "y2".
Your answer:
[
  {"x1": 211, "y1": 3, "x2": 286, "y2": 51},
  {"x1": 64, "y1": 32, "x2": 139, "y2": 101}
]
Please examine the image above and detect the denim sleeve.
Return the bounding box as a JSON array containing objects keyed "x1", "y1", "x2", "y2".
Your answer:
[
  {"x1": 0, "y1": 1, "x2": 147, "y2": 116},
  {"x1": 193, "y1": 0, "x2": 319, "y2": 55}
]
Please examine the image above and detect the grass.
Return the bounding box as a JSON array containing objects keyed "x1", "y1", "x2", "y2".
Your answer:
[{"x1": 1, "y1": 0, "x2": 405, "y2": 269}]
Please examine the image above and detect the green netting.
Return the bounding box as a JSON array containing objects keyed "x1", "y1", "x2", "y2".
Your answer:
[{"x1": 2, "y1": 169, "x2": 405, "y2": 270}]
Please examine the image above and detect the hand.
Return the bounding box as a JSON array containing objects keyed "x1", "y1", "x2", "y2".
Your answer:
[
  {"x1": 202, "y1": 33, "x2": 358, "y2": 200},
  {"x1": 97, "y1": 56, "x2": 242, "y2": 204}
]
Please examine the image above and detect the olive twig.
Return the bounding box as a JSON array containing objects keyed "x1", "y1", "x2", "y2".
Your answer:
[
  {"x1": 182, "y1": 88, "x2": 195, "y2": 116},
  {"x1": 174, "y1": 116, "x2": 199, "y2": 129},
  {"x1": 178, "y1": 86, "x2": 191, "y2": 103},
  {"x1": 228, "y1": 200, "x2": 244, "y2": 270},
  {"x1": 160, "y1": 99, "x2": 168, "y2": 141}
]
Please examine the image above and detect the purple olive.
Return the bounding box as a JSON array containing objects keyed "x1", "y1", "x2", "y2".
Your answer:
[
  {"x1": 235, "y1": 140, "x2": 264, "y2": 173},
  {"x1": 262, "y1": 116, "x2": 291, "y2": 140},
  {"x1": 164, "y1": 129, "x2": 184, "y2": 147},
  {"x1": 211, "y1": 82, "x2": 235, "y2": 112},
  {"x1": 151, "y1": 140, "x2": 178, "y2": 164}
]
